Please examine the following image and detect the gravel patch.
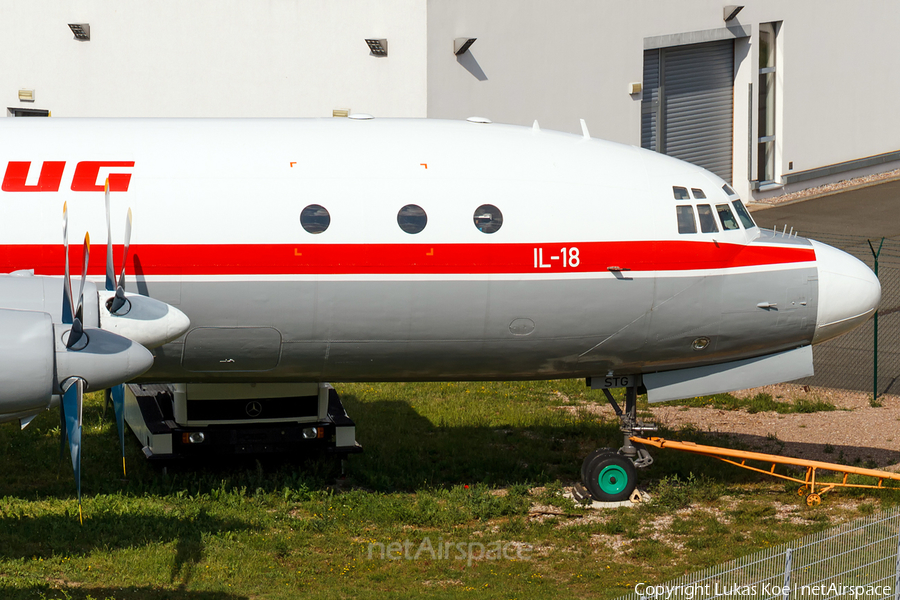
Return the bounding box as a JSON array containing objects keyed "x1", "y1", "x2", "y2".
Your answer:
[{"x1": 749, "y1": 169, "x2": 900, "y2": 209}]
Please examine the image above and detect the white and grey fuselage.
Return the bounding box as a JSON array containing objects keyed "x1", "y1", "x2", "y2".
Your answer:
[{"x1": 0, "y1": 118, "x2": 881, "y2": 421}]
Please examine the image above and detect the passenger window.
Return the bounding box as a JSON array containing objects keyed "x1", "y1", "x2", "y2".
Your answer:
[
  {"x1": 473, "y1": 204, "x2": 503, "y2": 233},
  {"x1": 691, "y1": 188, "x2": 707, "y2": 199},
  {"x1": 716, "y1": 204, "x2": 740, "y2": 230},
  {"x1": 397, "y1": 204, "x2": 427, "y2": 234},
  {"x1": 676, "y1": 205, "x2": 697, "y2": 234},
  {"x1": 732, "y1": 200, "x2": 756, "y2": 229},
  {"x1": 300, "y1": 204, "x2": 330, "y2": 234},
  {"x1": 673, "y1": 186, "x2": 690, "y2": 200},
  {"x1": 697, "y1": 205, "x2": 719, "y2": 233}
]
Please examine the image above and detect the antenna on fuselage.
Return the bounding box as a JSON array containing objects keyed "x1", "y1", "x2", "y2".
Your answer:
[
  {"x1": 580, "y1": 119, "x2": 590, "y2": 139},
  {"x1": 533, "y1": 120, "x2": 540, "y2": 132}
]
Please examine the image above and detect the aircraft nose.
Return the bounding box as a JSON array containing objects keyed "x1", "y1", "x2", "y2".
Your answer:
[{"x1": 811, "y1": 240, "x2": 881, "y2": 344}]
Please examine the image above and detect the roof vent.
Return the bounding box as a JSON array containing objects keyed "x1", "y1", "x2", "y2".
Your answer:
[
  {"x1": 466, "y1": 116, "x2": 492, "y2": 124},
  {"x1": 348, "y1": 113, "x2": 374, "y2": 120}
]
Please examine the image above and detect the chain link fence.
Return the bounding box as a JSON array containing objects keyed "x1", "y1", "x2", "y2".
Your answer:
[
  {"x1": 615, "y1": 506, "x2": 900, "y2": 600},
  {"x1": 793, "y1": 232, "x2": 900, "y2": 398}
]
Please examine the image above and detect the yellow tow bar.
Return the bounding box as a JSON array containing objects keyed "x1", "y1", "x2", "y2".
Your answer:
[{"x1": 632, "y1": 436, "x2": 900, "y2": 506}]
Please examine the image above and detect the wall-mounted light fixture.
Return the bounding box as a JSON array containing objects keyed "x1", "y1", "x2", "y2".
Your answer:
[
  {"x1": 68, "y1": 23, "x2": 90, "y2": 40},
  {"x1": 365, "y1": 39, "x2": 388, "y2": 57},
  {"x1": 454, "y1": 37, "x2": 477, "y2": 56},
  {"x1": 18, "y1": 90, "x2": 34, "y2": 102},
  {"x1": 332, "y1": 109, "x2": 350, "y2": 117},
  {"x1": 628, "y1": 82, "x2": 642, "y2": 95},
  {"x1": 723, "y1": 5, "x2": 744, "y2": 21}
]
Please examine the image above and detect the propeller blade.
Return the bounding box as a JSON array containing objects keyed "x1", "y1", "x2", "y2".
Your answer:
[
  {"x1": 75, "y1": 233, "x2": 90, "y2": 323},
  {"x1": 59, "y1": 395, "x2": 68, "y2": 460},
  {"x1": 66, "y1": 233, "x2": 90, "y2": 349},
  {"x1": 62, "y1": 377, "x2": 84, "y2": 525},
  {"x1": 111, "y1": 384, "x2": 127, "y2": 477},
  {"x1": 118, "y1": 208, "x2": 132, "y2": 291},
  {"x1": 61, "y1": 203, "x2": 74, "y2": 325},
  {"x1": 109, "y1": 208, "x2": 132, "y2": 315},
  {"x1": 105, "y1": 179, "x2": 115, "y2": 292},
  {"x1": 66, "y1": 318, "x2": 85, "y2": 350}
]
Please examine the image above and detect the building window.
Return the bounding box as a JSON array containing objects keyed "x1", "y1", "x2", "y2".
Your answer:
[{"x1": 757, "y1": 22, "x2": 777, "y2": 183}]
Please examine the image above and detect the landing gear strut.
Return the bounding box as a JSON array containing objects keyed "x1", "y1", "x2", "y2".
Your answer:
[{"x1": 574, "y1": 385, "x2": 655, "y2": 503}]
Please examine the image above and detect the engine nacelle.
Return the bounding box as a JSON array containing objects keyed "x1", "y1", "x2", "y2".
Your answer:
[
  {"x1": 98, "y1": 290, "x2": 190, "y2": 348},
  {"x1": 0, "y1": 272, "x2": 189, "y2": 349},
  {"x1": 53, "y1": 323, "x2": 154, "y2": 393},
  {"x1": 0, "y1": 273, "x2": 99, "y2": 326},
  {"x1": 0, "y1": 309, "x2": 54, "y2": 421}
]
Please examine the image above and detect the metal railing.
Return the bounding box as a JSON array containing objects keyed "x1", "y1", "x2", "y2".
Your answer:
[
  {"x1": 794, "y1": 234, "x2": 900, "y2": 399},
  {"x1": 616, "y1": 507, "x2": 900, "y2": 600}
]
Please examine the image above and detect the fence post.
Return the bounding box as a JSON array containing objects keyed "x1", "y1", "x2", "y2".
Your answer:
[
  {"x1": 783, "y1": 547, "x2": 792, "y2": 600},
  {"x1": 895, "y1": 516, "x2": 900, "y2": 600},
  {"x1": 868, "y1": 238, "x2": 884, "y2": 403}
]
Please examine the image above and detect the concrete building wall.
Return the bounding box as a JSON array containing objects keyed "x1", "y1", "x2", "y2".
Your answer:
[
  {"x1": 2, "y1": 1, "x2": 900, "y2": 202},
  {"x1": 2, "y1": 0, "x2": 428, "y2": 118},
  {"x1": 425, "y1": 0, "x2": 900, "y2": 201}
]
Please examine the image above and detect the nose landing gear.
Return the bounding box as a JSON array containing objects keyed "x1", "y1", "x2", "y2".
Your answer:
[{"x1": 574, "y1": 385, "x2": 654, "y2": 503}]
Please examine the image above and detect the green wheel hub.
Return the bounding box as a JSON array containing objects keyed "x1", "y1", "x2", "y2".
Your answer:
[{"x1": 597, "y1": 464, "x2": 629, "y2": 495}]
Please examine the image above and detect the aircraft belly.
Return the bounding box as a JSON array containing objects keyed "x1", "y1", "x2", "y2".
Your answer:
[
  {"x1": 142, "y1": 278, "x2": 647, "y2": 381},
  {"x1": 139, "y1": 268, "x2": 817, "y2": 383}
]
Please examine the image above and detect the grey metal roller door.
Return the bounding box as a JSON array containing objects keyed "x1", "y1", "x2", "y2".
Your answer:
[{"x1": 642, "y1": 39, "x2": 734, "y2": 183}]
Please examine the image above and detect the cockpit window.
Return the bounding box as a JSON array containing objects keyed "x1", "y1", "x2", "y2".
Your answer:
[
  {"x1": 676, "y1": 205, "x2": 697, "y2": 233},
  {"x1": 722, "y1": 183, "x2": 738, "y2": 197},
  {"x1": 732, "y1": 200, "x2": 756, "y2": 229},
  {"x1": 697, "y1": 205, "x2": 719, "y2": 233},
  {"x1": 691, "y1": 188, "x2": 707, "y2": 199},
  {"x1": 673, "y1": 186, "x2": 690, "y2": 200},
  {"x1": 716, "y1": 204, "x2": 740, "y2": 230}
]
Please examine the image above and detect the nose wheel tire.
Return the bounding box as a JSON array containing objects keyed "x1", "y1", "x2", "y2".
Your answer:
[
  {"x1": 581, "y1": 448, "x2": 614, "y2": 484},
  {"x1": 584, "y1": 452, "x2": 637, "y2": 502}
]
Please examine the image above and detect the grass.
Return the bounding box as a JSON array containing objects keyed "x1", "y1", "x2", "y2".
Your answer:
[
  {"x1": 0, "y1": 381, "x2": 897, "y2": 599},
  {"x1": 657, "y1": 391, "x2": 838, "y2": 414}
]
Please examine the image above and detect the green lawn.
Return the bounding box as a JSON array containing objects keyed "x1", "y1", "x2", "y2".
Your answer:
[{"x1": 0, "y1": 381, "x2": 894, "y2": 599}]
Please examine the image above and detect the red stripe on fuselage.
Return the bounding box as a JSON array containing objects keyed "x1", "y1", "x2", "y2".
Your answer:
[{"x1": 0, "y1": 241, "x2": 816, "y2": 276}]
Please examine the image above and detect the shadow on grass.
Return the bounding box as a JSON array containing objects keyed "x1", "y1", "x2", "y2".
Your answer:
[
  {"x1": 0, "y1": 511, "x2": 249, "y2": 561},
  {"x1": 341, "y1": 395, "x2": 626, "y2": 491},
  {"x1": 6, "y1": 387, "x2": 896, "y2": 504},
  {"x1": 0, "y1": 586, "x2": 247, "y2": 600}
]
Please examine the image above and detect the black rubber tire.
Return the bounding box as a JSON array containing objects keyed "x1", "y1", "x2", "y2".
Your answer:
[
  {"x1": 585, "y1": 453, "x2": 637, "y2": 502},
  {"x1": 580, "y1": 448, "x2": 614, "y2": 484}
]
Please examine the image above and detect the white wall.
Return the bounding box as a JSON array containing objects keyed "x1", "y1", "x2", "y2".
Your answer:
[
  {"x1": 3, "y1": 1, "x2": 900, "y2": 202},
  {"x1": 425, "y1": 0, "x2": 900, "y2": 201},
  {"x1": 2, "y1": 0, "x2": 428, "y2": 118},
  {"x1": 425, "y1": 0, "x2": 732, "y2": 143}
]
